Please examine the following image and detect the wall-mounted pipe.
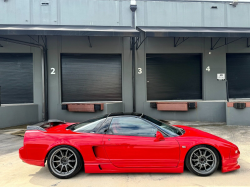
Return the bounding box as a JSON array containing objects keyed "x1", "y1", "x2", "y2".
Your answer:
[{"x1": 130, "y1": 3, "x2": 137, "y2": 113}]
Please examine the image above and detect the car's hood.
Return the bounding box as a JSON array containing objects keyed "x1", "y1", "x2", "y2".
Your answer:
[{"x1": 174, "y1": 125, "x2": 234, "y2": 145}]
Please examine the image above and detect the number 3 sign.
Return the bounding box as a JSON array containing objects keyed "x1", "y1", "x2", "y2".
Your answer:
[{"x1": 138, "y1": 68, "x2": 142, "y2": 74}]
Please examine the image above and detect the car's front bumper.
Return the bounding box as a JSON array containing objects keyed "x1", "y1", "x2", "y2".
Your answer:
[
  {"x1": 222, "y1": 149, "x2": 240, "y2": 173},
  {"x1": 222, "y1": 158, "x2": 240, "y2": 172}
]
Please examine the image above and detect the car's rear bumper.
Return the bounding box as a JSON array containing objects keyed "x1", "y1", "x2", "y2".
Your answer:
[
  {"x1": 222, "y1": 158, "x2": 240, "y2": 173},
  {"x1": 19, "y1": 146, "x2": 44, "y2": 167},
  {"x1": 19, "y1": 146, "x2": 26, "y2": 160}
]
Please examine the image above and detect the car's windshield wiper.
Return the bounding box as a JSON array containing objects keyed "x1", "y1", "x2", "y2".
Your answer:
[
  {"x1": 175, "y1": 127, "x2": 184, "y2": 135},
  {"x1": 179, "y1": 128, "x2": 185, "y2": 135}
]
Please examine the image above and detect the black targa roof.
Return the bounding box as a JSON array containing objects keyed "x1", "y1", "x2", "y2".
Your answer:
[
  {"x1": 0, "y1": 24, "x2": 139, "y2": 37},
  {"x1": 137, "y1": 26, "x2": 250, "y2": 37}
]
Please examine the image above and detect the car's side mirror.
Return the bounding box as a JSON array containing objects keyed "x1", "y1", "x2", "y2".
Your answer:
[{"x1": 155, "y1": 131, "x2": 165, "y2": 142}]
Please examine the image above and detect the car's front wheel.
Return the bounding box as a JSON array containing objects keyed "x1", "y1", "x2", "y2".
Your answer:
[
  {"x1": 185, "y1": 145, "x2": 220, "y2": 176},
  {"x1": 47, "y1": 145, "x2": 83, "y2": 179}
]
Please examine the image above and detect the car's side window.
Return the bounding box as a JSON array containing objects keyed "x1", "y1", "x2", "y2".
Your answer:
[
  {"x1": 73, "y1": 118, "x2": 106, "y2": 133},
  {"x1": 108, "y1": 117, "x2": 157, "y2": 137}
]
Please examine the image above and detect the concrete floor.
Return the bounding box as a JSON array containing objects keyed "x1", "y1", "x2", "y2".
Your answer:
[{"x1": 1, "y1": 124, "x2": 250, "y2": 187}]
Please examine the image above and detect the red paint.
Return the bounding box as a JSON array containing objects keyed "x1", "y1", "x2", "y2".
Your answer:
[
  {"x1": 104, "y1": 134, "x2": 179, "y2": 168},
  {"x1": 157, "y1": 103, "x2": 188, "y2": 111},
  {"x1": 155, "y1": 131, "x2": 165, "y2": 142},
  {"x1": 67, "y1": 103, "x2": 104, "y2": 112},
  {"x1": 68, "y1": 104, "x2": 95, "y2": 112},
  {"x1": 19, "y1": 122, "x2": 240, "y2": 174}
]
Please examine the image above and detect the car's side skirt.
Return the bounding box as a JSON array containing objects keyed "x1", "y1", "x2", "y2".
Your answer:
[{"x1": 84, "y1": 163, "x2": 184, "y2": 173}]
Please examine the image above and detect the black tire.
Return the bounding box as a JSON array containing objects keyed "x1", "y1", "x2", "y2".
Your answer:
[
  {"x1": 185, "y1": 145, "x2": 220, "y2": 176},
  {"x1": 47, "y1": 145, "x2": 83, "y2": 179}
]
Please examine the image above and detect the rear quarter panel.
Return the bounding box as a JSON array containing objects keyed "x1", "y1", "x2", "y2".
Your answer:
[{"x1": 23, "y1": 130, "x2": 104, "y2": 166}]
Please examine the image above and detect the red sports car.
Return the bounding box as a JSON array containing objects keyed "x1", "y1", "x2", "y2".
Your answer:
[{"x1": 19, "y1": 113, "x2": 240, "y2": 179}]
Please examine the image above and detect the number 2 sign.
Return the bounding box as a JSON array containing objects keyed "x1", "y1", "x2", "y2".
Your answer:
[{"x1": 51, "y1": 68, "x2": 55, "y2": 75}]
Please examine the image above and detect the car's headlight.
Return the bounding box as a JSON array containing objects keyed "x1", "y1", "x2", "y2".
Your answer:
[{"x1": 230, "y1": 145, "x2": 240, "y2": 159}]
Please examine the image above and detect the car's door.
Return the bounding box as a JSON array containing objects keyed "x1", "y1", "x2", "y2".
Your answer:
[{"x1": 103, "y1": 117, "x2": 180, "y2": 168}]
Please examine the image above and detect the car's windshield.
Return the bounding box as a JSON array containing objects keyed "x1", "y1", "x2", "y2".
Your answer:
[
  {"x1": 71, "y1": 114, "x2": 107, "y2": 132},
  {"x1": 142, "y1": 115, "x2": 183, "y2": 136}
]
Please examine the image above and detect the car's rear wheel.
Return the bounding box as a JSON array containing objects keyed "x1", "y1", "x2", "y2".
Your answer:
[
  {"x1": 185, "y1": 145, "x2": 219, "y2": 176},
  {"x1": 48, "y1": 145, "x2": 82, "y2": 179}
]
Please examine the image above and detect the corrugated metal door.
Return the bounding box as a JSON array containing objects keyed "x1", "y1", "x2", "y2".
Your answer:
[
  {"x1": 0, "y1": 53, "x2": 33, "y2": 104},
  {"x1": 227, "y1": 53, "x2": 250, "y2": 98},
  {"x1": 61, "y1": 54, "x2": 122, "y2": 102},
  {"x1": 146, "y1": 54, "x2": 202, "y2": 100}
]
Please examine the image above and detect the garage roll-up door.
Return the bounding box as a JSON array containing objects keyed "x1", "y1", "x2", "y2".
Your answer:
[
  {"x1": 227, "y1": 54, "x2": 250, "y2": 98},
  {"x1": 0, "y1": 53, "x2": 33, "y2": 104},
  {"x1": 61, "y1": 54, "x2": 122, "y2": 102},
  {"x1": 147, "y1": 54, "x2": 202, "y2": 100}
]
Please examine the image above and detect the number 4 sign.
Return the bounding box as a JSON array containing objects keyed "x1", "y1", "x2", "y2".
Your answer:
[{"x1": 206, "y1": 66, "x2": 210, "y2": 72}]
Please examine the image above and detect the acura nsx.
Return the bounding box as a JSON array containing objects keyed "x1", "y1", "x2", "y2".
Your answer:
[{"x1": 19, "y1": 113, "x2": 240, "y2": 179}]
